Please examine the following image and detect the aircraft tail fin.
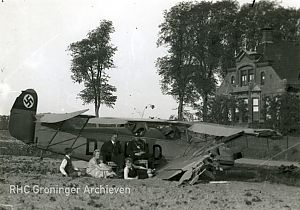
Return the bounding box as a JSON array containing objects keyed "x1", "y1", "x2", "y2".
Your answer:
[{"x1": 9, "y1": 89, "x2": 38, "y2": 143}]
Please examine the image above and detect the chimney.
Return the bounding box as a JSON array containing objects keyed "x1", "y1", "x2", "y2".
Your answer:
[{"x1": 261, "y1": 27, "x2": 273, "y2": 44}]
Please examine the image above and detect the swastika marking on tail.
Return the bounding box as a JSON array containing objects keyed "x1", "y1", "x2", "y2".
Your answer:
[{"x1": 23, "y1": 94, "x2": 34, "y2": 109}]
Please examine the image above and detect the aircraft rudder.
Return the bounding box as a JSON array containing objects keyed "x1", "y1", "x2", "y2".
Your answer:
[
  {"x1": 11, "y1": 89, "x2": 38, "y2": 111},
  {"x1": 9, "y1": 89, "x2": 38, "y2": 143}
]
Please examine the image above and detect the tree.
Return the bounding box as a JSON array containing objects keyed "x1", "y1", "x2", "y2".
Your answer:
[
  {"x1": 205, "y1": 95, "x2": 236, "y2": 125},
  {"x1": 68, "y1": 20, "x2": 117, "y2": 117},
  {"x1": 236, "y1": 1, "x2": 300, "y2": 52},
  {"x1": 157, "y1": 2, "x2": 198, "y2": 120},
  {"x1": 262, "y1": 94, "x2": 300, "y2": 134},
  {"x1": 158, "y1": 0, "x2": 300, "y2": 122},
  {"x1": 0, "y1": 115, "x2": 9, "y2": 130},
  {"x1": 158, "y1": 1, "x2": 239, "y2": 121},
  {"x1": 186, "y1": 0, "x2": 239, "y2": 121},
  {"x1": 78, "y1": 73, "x2": 117, "y2": 109}
]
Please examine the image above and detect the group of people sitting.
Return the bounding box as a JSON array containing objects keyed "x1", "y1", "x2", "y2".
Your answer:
[{"x1": 59, "y1": 133, "x2": 153, "y2": 179}]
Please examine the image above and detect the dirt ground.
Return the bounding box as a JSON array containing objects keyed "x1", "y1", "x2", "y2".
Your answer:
[
  {"x1": 0, "y1": 155, "x2": 300, "y2": 210},
  {"x1": 0, "y1": 131, "x2": 300, "y2": 210}
]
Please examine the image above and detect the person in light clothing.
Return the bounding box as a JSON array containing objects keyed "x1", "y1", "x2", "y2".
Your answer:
[
  {"x1": 86, "y1": 149, "x2": 116, "y2": 178},
  {"x1": 124, "y1": 157, "x2": 150, "y2": 179},
  {"x1": 60, "y1": 148, "x2": 80, "y2": 177}
]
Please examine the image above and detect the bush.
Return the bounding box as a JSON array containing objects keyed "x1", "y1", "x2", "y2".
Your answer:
[{"x1": 0, "y1": 115, "x2": 9, "y2": 130}]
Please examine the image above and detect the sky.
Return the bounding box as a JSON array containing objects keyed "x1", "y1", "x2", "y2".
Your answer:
[{"x1": 0, "y1": 0, "x2": 300, "y2": 119}]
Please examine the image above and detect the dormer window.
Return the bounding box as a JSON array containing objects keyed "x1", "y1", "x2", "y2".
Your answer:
[
  {"x1": 261, "y1": 72, "x2": 265, "y2": 85},
  {"x1": 241, "y1": 70, "x2": 247, "y2": 86},
  {"x1": 231, "y1": 76, "x2": 235, "y2": 84},
  {"x1": 249, "y1": 70, "x2": 254, "y2": 82}
]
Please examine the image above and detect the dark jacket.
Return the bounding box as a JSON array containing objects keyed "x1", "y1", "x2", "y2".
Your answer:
[
  {"x1": 64, "y1": 156, "x2": 75, "y2": 175},
  {"x1": 100, "y1": 140, "x2": 122, "y2": 163},
  {"x1": 128, "y1": 167, "x2": 138, "y2": 178},
  {"x1": 126, "y1": 139, "x2": 148, "y2": 160}
]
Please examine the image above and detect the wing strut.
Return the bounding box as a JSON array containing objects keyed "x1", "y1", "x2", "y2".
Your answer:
[
  {"x1": 45, "y1": 121, "x2": 65, "y2": 150},
  {"x1": 71, "y1": 118, "x2": 90, "y2": 149},
  {"x1": 47, "y1": 137, "x2": 77, "y2": 147}
]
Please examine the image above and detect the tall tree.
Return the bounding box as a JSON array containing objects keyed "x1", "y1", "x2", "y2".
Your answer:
[
  {"x1": 157, "y1": 2, "x2": 198, "y2": 120},
  {"x1": 236, "y1": 0, "x2": 300, "y2": 53},
  {"x1": 78, "y1": 73, "x2": 117, "y2": 109},
  {"x1": 68, "y1": 20, "x2": 117, "y2": 117},
  {"x1": 186, "y1": 0, "x2": 239, "y2": 121},
  {"x1": 158, "y1": 1, "x2": 239, "y2": 121}
]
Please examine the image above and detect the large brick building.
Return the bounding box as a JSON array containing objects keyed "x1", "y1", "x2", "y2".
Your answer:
[{"x1": 217, "y1": 28, "x2": 300, "y2": 124}]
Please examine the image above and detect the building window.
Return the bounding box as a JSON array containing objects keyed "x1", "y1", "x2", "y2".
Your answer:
[
  {"x1": 253, "y1": 98, "x2": 259, "y2": 112},
  {"x1": 249, "y1": 70, "x2": 254, "y2": 83},
  {"x1": 241, "y1": 70, "x2": 247, "y2": 86},
  {"x1": 231, "y1": 76, "x2": 235, "y2": 84},
  {"x1": 261, "y1": 72, "x2": 265, "y2": 85},
  {"x1": 243, "y1": 98, "x2": 248, "y2": 122}
]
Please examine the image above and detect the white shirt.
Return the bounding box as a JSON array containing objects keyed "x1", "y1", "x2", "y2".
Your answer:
[{"x1": 60, "y1": 155, "x2": 78, "y2": 176}]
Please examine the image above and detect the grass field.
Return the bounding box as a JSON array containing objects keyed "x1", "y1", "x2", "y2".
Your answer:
[{"x1": 0, "y1": 130, "x2": 60, "y2": 159}]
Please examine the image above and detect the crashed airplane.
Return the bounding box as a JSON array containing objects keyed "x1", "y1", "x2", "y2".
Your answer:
[{"x1": 8, "y1": 89, "x2": 281, "y2": 184}]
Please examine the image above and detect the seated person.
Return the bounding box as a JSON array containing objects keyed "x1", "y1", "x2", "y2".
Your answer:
[
  {"x1": 100, "y1": 134, "x2": 123, "y2": 170},
  {"x1": 124, "y1": 157, "x2": 150, "y2": 179},
  {"x1": 126, "y1": 132, "x2": 148, "y2": 161},
  {"x1": 86, "y1": 149, "x2": 116, "y2": 178},
  {"x1": 60, "y1": 148, "x2": 81, "y2": 177}
]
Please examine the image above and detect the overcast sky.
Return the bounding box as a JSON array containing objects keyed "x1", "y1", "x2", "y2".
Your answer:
[{"x1": 1, "y1": 0, "x2": 299, "y2": 119}]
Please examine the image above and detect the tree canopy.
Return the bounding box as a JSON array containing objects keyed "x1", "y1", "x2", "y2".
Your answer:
[
  {"x1": 157, "y1": 2, "x2": 198, "y2": 120},
  {"x1": 157, "y1": 0, "x2": 300, "y2": 121},
  {"x1": 68, "y1": 20, "x2": 117, "y2": 117},
  {"x1": 157, "y1": 0, "x2": 239, "y2": 120}
]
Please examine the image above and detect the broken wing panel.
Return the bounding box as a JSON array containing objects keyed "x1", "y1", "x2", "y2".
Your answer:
[
  {"x1": 156, "y1": 155, "x2": 207, "y2": 180},
  {"x1": 243, "y1": 128, "x2": 282, "y2": 138},
  {"x1": 156, "y1": 169, "x2": 183, "y2": 180}
]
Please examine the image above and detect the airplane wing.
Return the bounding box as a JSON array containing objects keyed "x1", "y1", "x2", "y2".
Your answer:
[
  {"x1": 88, "y1": 117, "x2": 128, "y2": 125},
  {"x1": 156, "y1": 122, "x2": 282, "y2": 185},
  {"x1": 156, "y1": 155, "x2": 208, "y2": 180},
  {"x1": 188, "y1": 122, "x2": 282, "y2": 138},
  {"x1": 188, "y1": 122, "x2": 243, "y2": 137},
  {"x1": 36, "y1": 109, "x2": 91, "y2": 123},
  {"x1": 88, "y1": 117, "x2": 192, "y2": 125},
  {"x1": 243, "y1": 128, "x2": 282, "y2": 138}
]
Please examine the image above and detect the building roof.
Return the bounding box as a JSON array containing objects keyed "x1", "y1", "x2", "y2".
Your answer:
[{"x1": 258, "y1": 41, "x2": 300, "y2": 83}]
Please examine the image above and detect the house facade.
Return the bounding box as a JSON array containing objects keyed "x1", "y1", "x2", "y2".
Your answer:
[{"x1": 217, "y1": 28, "x2": 300, "y2": 124}]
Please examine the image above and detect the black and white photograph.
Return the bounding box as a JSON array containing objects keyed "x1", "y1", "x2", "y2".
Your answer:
[{"x1": 0, "y1": 0, "x2": 300, "y2": 209}]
